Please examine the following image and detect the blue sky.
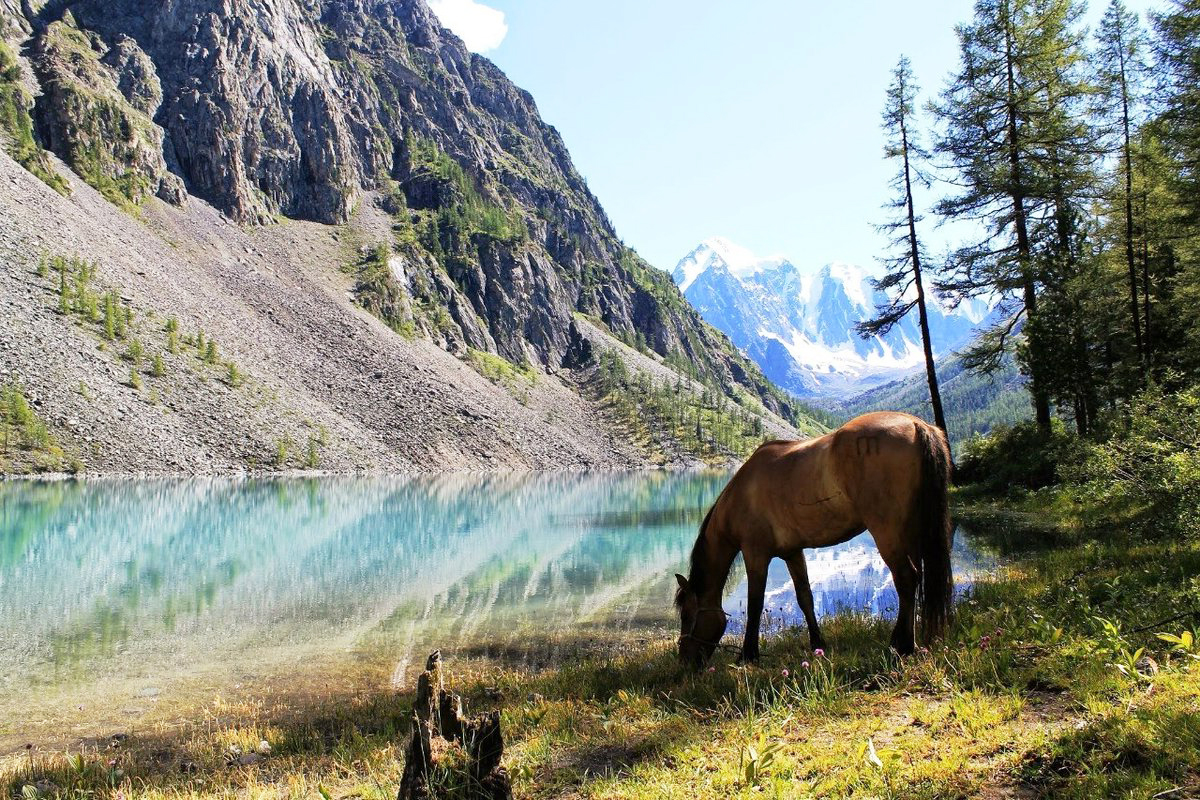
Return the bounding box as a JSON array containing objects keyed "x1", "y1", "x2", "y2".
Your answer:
[{"x1": 429, "y1": 0, "x2": 1161, "y2": 274}]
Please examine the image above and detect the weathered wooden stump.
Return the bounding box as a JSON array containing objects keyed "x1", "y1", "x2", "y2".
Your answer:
[{"x1": 397, "y1": 651, "x2": 513, "y2": 800}]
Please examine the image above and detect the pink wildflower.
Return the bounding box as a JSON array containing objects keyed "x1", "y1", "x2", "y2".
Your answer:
[
  {"x1": 706, "y1": 666, "x2": 716, "y2": 673},
  {"x1": 801, "y1": 661, "x2": 810, "y2": 669},
  {"x1": 781, "y1": 669, "x2": 790, "y2": 677},
  {"x1": 814, "y1": 648, "x2": 825, "y2": 658}
]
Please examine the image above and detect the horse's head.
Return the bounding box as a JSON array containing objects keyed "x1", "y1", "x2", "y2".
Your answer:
[{"x1": 674, "y1": 573, "x2": 727, "y2": 668}]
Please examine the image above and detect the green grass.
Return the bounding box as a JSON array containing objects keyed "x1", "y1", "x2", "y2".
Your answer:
[
  {"x1": 4, "y1": 492, "x2": 1196, "y2": 798},
  {"x1": 465, "y1": 347, "x2": 538, "y2": 391}
]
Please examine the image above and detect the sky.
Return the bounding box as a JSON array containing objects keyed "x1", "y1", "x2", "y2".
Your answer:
[{"x1": 428, "y1": 0, "x2": 1162, "y2": 275}]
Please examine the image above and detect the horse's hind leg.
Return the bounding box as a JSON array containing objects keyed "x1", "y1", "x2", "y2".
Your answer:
[
  {"x1": 869, "y1": 528, "x2": 918, "y2": 655},
  {"x1": 739, "y1": 554, "x2": 769, "y2": 663},
  {"x1": 785, "y1": 553, "x2": 826, "y2": 652}
]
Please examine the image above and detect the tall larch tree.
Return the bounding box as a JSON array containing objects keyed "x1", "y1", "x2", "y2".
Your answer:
[
  {"x1": 932, "y1": 0, "x2": 1092, "y2": 434},
  {"x1": 857, "y1": 55, "x2": 948, "y2": 437},
  {"x1": 1096, "y1": 0, "x2": 1148, "y2": 365}
]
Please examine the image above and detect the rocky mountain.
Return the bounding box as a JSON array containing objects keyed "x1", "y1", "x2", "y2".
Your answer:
[
  {"x1": 0, "y1": 0, "x2": 816, "y2": 474},
  {"x1": 673, "y1": 237, "x2": 989, "y2": 398}
]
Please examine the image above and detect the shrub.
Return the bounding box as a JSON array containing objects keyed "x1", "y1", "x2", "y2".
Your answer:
[
  {"x1": 204, "y1": 340, "x2": 218, "y2": 365},
  {"x1": 1066, "y1": 386, "x2": 1200, "y2": 537},
  {"x1": 152, "y1": 353, "x2": 165, "y2": 377},
  {"x1": 274, "y1": 438, "x2": 290, "y2": 468},
  {"x1": 957, "y1": 419, "x2": 1084, "y2": 491},
  {"x1": 124, "y1": 338, "x2": 143, "y2": 366}
]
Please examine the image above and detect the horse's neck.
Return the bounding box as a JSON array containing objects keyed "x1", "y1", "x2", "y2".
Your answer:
[{"x1": 695, "y1": 537, "x2": 738, "y2": 606}]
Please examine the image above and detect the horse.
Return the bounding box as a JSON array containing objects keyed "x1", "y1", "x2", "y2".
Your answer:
[{"x1": 674, "y1": 411, "x2": 953, "y2": 667}]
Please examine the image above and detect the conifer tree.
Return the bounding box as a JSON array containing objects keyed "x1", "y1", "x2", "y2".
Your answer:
[
  {"x1": 859, "y1": 56, "x2": 947, "y2": 436},
  {"x1": 1096, "y1": 0, "x2": 1148, "y2": 364},
  {"x1": 932, "y1": 0, "x2": 1092, "y2": 433},
  {"x1": 1152, "y1": 0, "x2": 1200, "y2": 224}
]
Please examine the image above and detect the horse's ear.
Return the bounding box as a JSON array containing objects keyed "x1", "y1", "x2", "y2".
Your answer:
[{"x1": 675, "y1": 573, "x2": 689, "y2": 591}]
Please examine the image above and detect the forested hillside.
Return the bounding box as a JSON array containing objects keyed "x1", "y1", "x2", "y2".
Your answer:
[{"x1": 838, "y1": 354, "x2": 1028, "y2": 449}]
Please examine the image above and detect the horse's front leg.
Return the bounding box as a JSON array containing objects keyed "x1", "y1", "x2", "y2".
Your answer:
[
  {"x1": 740, "y1": 556, "x2": 769, "y2": 663},
  {"x1": 785, "y1": 554, "x2": 826, "y2": 652}
]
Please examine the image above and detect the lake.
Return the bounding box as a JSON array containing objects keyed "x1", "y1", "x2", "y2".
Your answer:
[{"x1": 0, "y1": 472, "x2": 995, "y2": 751}]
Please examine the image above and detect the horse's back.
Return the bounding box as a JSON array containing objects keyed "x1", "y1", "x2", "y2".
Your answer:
[{"x1": 829, "y1": 412, "x2": 935, "y2": 528}]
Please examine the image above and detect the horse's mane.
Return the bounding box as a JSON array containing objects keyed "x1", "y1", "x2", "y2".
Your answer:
[{"x1": 675, "y1": 504, "x2": 716, "y2": 608}]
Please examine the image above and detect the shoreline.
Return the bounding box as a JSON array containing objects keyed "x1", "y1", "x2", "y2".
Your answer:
[{"x1": 0, "y1": 462, "x2": 736, "y2": 482}]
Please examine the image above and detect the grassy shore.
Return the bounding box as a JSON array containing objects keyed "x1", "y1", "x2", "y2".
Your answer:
[{"x1": 4, "y1": 491, "x2": 1199, "y2": 799}]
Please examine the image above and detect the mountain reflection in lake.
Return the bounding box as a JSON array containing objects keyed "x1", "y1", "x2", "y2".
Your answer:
[{"x1": 0, "y1": 472, "x2": 993, "y2": 745}]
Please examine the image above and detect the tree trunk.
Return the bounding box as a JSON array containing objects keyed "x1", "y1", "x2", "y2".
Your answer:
[
  {"x1": 1004, "y1": 11, "x2": 1052, "y2": 433},
  {"x1": 1120, "y1": 61, "x2": 1144, "y2": 366},
  {"x1": 899, "y1": 106, "x2": 948, "y2": 437},
  {"x1": 397, "y1": 651, "x2": 513, "y2": 800}
]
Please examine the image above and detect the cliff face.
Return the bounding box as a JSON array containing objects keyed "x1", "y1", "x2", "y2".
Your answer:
[{"x1": 0, "y1": 0, "x2": 810, "y2": 472}]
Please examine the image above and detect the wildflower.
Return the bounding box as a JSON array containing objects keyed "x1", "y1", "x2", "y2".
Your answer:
[
  {"x1": 706, "y1": 666, "x2": 716, "y2": 673},
  {"x1": 801, "y1": 661, "x2": 810, "y2": 669},
  {"x1": 919, "y1": 646, "x2": 930, "y2": 655},
  {"x1": 781, "y1": 669, "x2": 790, "y2": 677},
  {"x1": 814, "y1": 648, "x2": 825, "y2": 658}
]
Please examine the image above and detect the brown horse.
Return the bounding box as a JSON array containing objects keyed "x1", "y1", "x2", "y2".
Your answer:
[{"x1": 675, "y1": 411, "x2": 953, "y2": 666}]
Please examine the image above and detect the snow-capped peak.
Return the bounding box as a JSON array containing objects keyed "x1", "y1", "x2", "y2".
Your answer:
[
  {"x1": 821, "y1": 262, "x2": 874, "y2": 310},
  {"x1": 673, "y1": 237, "x2": 790, "y2": 292}
]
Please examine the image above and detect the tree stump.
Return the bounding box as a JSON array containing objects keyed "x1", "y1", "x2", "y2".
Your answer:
[{"x1": 397, "y1": 651, "x2": 513, "y2": 800}]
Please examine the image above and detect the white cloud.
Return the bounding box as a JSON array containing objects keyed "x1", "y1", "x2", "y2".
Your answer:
[{"x1": 427, "y1": 0, "x2": 508, "y2": 53}]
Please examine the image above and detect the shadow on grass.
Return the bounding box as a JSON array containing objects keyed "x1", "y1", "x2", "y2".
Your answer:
[{"x1": 0, "y1": 615, "x2": 905, "y2": 798}]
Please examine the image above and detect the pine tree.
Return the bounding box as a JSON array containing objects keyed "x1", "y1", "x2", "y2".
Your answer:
[
  {"x1": 1096, "y1": 0, "x2": 1149, "y2": 365},
  {"x1": 57, "y1": 270, "x2": 70, "y2": 314},
  {"x1": 932, "y1": 0, "x2": 1092, "y2": 433},
  {"x1": 1152, "y1": 0, "x2": 1200, "y2": 225},
  {"x1": 103, "y1": 293, "x2": 117, "y2": 340},
  {"x1": 858, "y1": 55, "x2": 947, "y2": 436}
]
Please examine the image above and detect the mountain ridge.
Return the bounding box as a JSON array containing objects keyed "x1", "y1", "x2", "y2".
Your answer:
[
  {"x1": 672, "y1": 236, "x2": 987, "y2": 398},
  {"x1": 0, "y1": 0, "x2": 817, "y2": 473}
]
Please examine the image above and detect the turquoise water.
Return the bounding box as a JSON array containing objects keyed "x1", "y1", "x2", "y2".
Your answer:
[{"x1": 0, "y1": 472, "x2": 993, "y2": 745}]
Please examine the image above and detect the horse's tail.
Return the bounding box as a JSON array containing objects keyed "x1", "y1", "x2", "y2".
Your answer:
[{"x1": 914, "y1": 420, "x2": 954, "y2": 642}]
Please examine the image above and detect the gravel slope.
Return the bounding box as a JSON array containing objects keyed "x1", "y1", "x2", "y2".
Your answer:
[{"x1": 2, "y1": 151, "x2": 773, "y2": 473}]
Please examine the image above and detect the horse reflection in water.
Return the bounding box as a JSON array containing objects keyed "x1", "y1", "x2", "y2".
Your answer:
[{"x1": 675, "y1": 411, "x2": 953, "y2": 666}]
